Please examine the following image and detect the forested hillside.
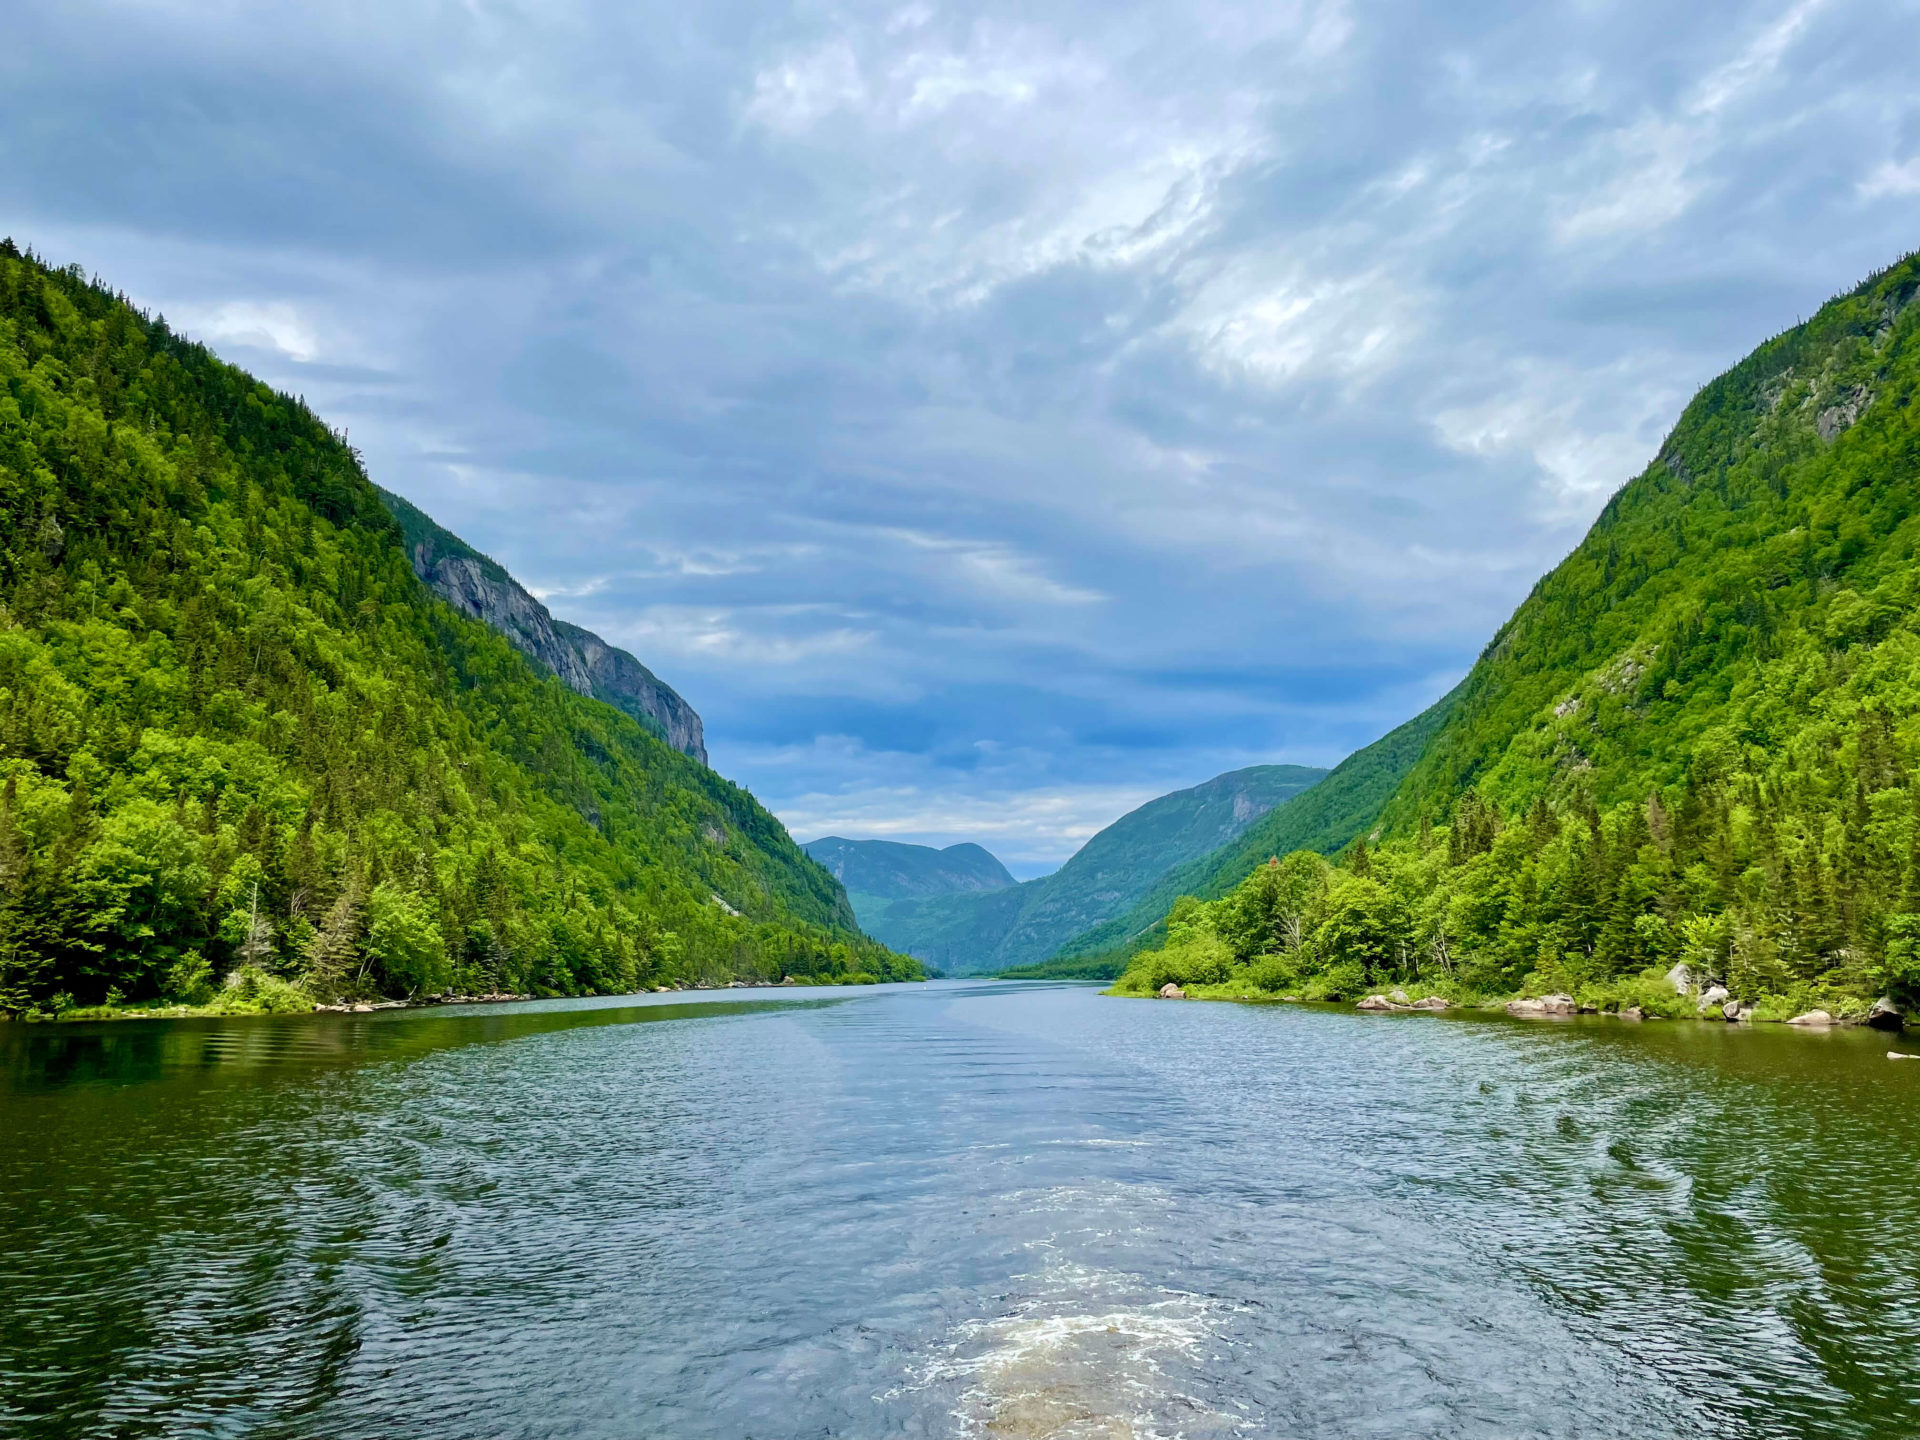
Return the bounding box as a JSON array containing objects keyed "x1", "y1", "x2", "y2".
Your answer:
[
  {"x1": 0, "y1": 243, "x2": 914, "y2": 1017},
  {"x1": 1046, "y1": 692, "x2": 1457, "y2": 972},
  {"x1": 870, "y1": 764, "x2": 1323, "y2": 973},
  {"x1": 1120, "y1": 254, "x2": 1920, "y2": 1019}
]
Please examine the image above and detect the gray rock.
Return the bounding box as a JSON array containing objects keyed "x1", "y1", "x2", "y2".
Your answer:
[
  {"x1": 1722, "y1": 1000, "x2": 1744, "y2": 1021},
  {"x1": 1619, "y1": 1006, "x2": 1645, "y2": 1021},
  {"x1": 1787, "y1": 1009, "x2": 1835, "y2": 1027},
  {"x1": 1665, "y1": 962, "x2": 1694, "y2": 995},
  {"x1": 1816, "y1": 384, "x2": 1872, "y2": 441},
  {"x1": 1698, "y1": 985, "x2": 1730, "y2": 1011},
  {"x1": 379, "y1": 487, "x2": 708, "y2": 762},
  {"x1": 1507, "y1": 994, "x2": 1576, "y2": 1017},
  {"x1": 1158, "y1": 983, "x2": 1186, "y2": 999},
  {"x1": 1866, "y1": 997, "x2": 1905, "y2": 1032},
  {"x1": 1356, "y1": 994, "x2": 1394, "y2": 1011},
  {"x1": 1411, "y1": 996, "x2": 1449, "y2": 1011},
  {"x1": 1389, "y1": 989, "x2": 1412, "y2": 1005}
]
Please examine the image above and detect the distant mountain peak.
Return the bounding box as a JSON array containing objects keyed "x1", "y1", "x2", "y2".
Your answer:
[
  {"x1": 801, "y1": 837, "x2": 1016, "y2": 902},
  {"x1": 852, "y1": 763, "x2": 1328, "y2": 972}
]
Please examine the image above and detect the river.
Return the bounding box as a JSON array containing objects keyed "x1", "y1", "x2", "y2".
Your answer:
[{"x1": 2, "y1": 981, "x2": 1917, "y2": 1439}]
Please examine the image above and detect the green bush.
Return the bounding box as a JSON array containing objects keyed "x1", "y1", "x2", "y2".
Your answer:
[
  {"x1": 211, "y1": 965, "x2": 312, "y2": 1015},
  {"x1": 162, "y1": 950, "x2": 215, "y2": 1005}
]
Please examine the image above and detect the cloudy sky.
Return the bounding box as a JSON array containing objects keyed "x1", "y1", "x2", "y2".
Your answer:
[{"x1": 6, "y1": 0, "x2": 1916, "y2": 874}]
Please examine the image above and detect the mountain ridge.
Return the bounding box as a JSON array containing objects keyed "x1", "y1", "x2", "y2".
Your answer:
[
  {"x1": 868, "y1": 763, "x2": 1326, "y2": 972},
  {"x1": 377, "y1": 486, "x2": 707, "y2": 763}
]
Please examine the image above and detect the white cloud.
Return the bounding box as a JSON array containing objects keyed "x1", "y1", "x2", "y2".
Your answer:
[
  {"x1": 170, "y1": 300, "x2": 322, "y2": 362},
  {"x1": 1431, "y1": 360, "x2": 1681, "y2": 521},
  {"x1": 1860, "y1": 157, "x2": 1920, "y2": 198},
  {"x1": 885, "y1": 528, "x2": 1107, "y2": 606},
  {"x1": 1554, "y1": 0, "x2": 1830, "y2": 245},
  {"x1": 1554, "y1": 118, "x2": 1701, "y2": 245},
  {"x1": 608, "y1": 605, "x2": 880, "y2": 667},
  {"x1": 1178, "y1": 263, "x2": 1419, "y2": 388}
]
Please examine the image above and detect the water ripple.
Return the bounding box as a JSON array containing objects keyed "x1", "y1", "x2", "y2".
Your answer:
[{"x1": 2, "y1": 983, "x2": 1917, "y2": 1439}]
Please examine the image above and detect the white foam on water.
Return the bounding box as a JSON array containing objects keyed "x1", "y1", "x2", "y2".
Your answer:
[{"x1": 893, "y1": 1262, "x2": 1253, "y2": 1440}]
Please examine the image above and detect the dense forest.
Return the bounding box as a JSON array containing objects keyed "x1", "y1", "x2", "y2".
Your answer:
[
  {"x1": 1118, "y1": 254, "x2": 1920, "y2": 1021},
  {"x1": 0, "y1": 243, "x2": 916, "y2": 1019}
]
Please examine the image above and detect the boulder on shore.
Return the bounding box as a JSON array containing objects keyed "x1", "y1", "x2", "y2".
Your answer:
[
  {"x1": 1666, "y1": 962, "x2": 1694, "y2": 995},
  {"x1": 1866, "y1": 998, "x2": 1905, "y2": 1032},
  {"x1": 1698, "y1": 984, "x2": 1730, "y2": 1012},
  {"x1": 1357, "y1": 994, "x2": 1394, "y2": 1011},
  {"x1": 1618, "y1": 1006, "x2": 1645, "y2": 1020},
  {"x1": 1411, "y1": 996, "x2": 1450, "y2": 1011},
  {"x1": 1787, "y1": 1009, "x2": 1835, "y2": 1027},
  {"x1": 1507, "y1": 994, "x2": 1576, "y2": 1017},
  {"x1": 1722, "y1": 1000, "x2": 1745, "y2": 1022},
  {"x1": 1389, "y1": 989, "x2": 1412, "y2": 1005},
  {"x1": 1158, "y1": 983, "x2": 1187, "y2": 999}
]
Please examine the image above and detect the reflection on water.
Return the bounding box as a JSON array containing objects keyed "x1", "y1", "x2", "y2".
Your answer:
[
  {"x1": 0, "y1": 989, "x2": 850, "y2": 1092},
  {"x1": 2, "y1": 983, "x2": 1918, "y2": 1439}
]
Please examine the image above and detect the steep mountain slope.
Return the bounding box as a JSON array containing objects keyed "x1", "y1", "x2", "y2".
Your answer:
[
  {"x1": 0, "y1": 243, "x2": 912, "y2": 1015},
  {"x1": 801, "y1": 836, "x2": 1014, "y2": 935},
  {"x1": 1375, "y1": 260, "x2": 1920, "y2": 833},
  {"x1": 1120, "y1": 254, "x2": 1920, "y2": 1016},
  {"x1": 378, "y1": 486, "x2": 706, "y2": 763},
  {"x1": 1048, "y1": 687, "x2": 1460, "y2": 967},
  {"x1": 870, "y1": 764, "x2": 1324, "y2": 972}
]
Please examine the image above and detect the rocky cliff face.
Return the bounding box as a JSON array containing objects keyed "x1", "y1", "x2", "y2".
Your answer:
[{"x1": 377, "y1": 488, "x2": 707, "y2": 764}]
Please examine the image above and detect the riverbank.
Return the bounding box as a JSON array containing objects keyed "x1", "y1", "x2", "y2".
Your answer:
[
  {"x1": 1121, "y1": 977, "x2": 1907, "y2": 1033},
  {"x1": 7, "y1": 972, "x2": 899, "y2": 1024}
]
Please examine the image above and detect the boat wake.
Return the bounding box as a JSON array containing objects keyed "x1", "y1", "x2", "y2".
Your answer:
[{"x1": 898, "y1": 1263, "x2": 1251, "y2": 1439}]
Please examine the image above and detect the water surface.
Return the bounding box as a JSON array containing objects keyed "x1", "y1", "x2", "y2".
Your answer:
[{"x1": 3, "y1": 982, "x2": 1917, "y2": 1439}]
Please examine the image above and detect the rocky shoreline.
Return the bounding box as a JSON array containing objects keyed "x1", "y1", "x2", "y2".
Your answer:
[
  {"x1": 1148, "y1": 971, "x2": 1910, "y2": 1045},
  {"x1": 310, "y1": 976, "x2": 809, "y2": 1015}
]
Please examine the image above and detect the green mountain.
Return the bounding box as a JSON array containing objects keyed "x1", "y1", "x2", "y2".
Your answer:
[
  {"x1": 1118, "y1": 253, "x2": 1920, "y2": 1019},
  {"x1": 1047, "y1": 687, "x2": 1460, "y2": 969},
  {"x1": 867, "y1": 763, "x2": 1325, "y2": 973},
  {"x1": 377, "y1": 486, "x2": 707, "y2": 763},
  {"x1": 801, "y1": 836, "x2": 1014, "y2": 935},
  {"x1": 0, "y1": 243, "x2": 914, "y2": 1017}
]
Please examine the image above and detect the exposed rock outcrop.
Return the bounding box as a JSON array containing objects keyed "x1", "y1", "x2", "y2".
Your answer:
[
  {"x1": 1507, "y1": 994, "x2": 1576, "y2": 1017},
  {"x1": 378, "y1": 487, "x2": 707, "y2": 763},
  {"x1": 1866, "y1": 998, "x2": 1905, "y2": 1032}
]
